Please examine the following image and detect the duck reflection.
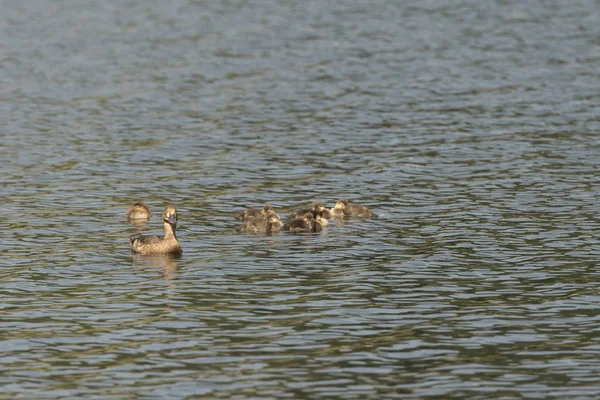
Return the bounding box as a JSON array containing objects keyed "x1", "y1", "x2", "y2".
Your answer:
[{"x1": 132, "y1": 253, "x2": 181, "y2": 284}]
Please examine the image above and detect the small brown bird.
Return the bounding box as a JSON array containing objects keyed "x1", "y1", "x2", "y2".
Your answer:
[
  {"x1": 287, "y1": 201, "x2": 331, "y2": 222},
  {"x1": 237, "y1": 204, "x2": 276, "y2": 222},
  {"x1": 312, "y1": 214, "x2": 328, "y2": 232},
  {"x1": 329, "y1": 199, "x2": 347, "y2": 218},
  {"x1": 239, "y1": 210, "x2": 283, "y2": 234},
  {"x1": 126, "y1": 201, "x2": 151, "y2": 220},
  {"x1": 330, "y1": 199, "x2": 374, "y2": 218},
  {"x1": 267, "y1": 211, "x2": 284, "y2": 233},
  {"x1": 314, "y1": 201, "x2": 333, "y2": 220},
  {"x1": 129, "y1": 205, "x2": 182, "y2": 255},
  {"x1": 285, "y1": 213, "x2": 314, "y2": 232}
]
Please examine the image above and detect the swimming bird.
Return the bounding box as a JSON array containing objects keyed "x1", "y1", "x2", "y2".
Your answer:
[
  {"x1": 126, "y1": 201, "x2": 151, "y2": 220},
  {"x1": 237, "y1": 204, "x2": 276, "y2": 222},
  {"x1": 287, "y1": 201, "x2": 332, "y2": 222},
  {"x1": 285, "y1": 213, "x2": 314, "y2": 232},
  {"x1": 313, "y1": 201, "x2": 333, "y2": 220},
  {"x1": 312, "y1": 214, "x2": 328, "y2": 232},
  {"x1": 238, "y1": 210, "x2": 283, "y2": 233},
  {"x1": 239, "y1": 210, "x2": 283, "y2": 234},
  {"x1": 331, "y1": 199, "x2": 374, "y2": 218},
  {"x1": 129, "y1": 205, "x2": 182, "y2": 255},
  {"x1": 267, "y1": 210, "x2": 284, "y2": 233},
  {"x1": 329, "y1": 199, "x2": 347, "y2": 218}
]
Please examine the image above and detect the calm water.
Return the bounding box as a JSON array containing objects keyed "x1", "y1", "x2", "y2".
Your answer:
[{"x1": 2, "y1": 0, "x2": 600, "y2": 398}]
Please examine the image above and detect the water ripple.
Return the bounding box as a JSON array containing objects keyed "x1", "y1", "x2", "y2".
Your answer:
[{"x1": 2, "y1": 0, "x2": 600, "y2": 398}]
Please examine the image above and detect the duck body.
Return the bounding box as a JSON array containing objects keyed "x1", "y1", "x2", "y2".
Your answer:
[
  {"x1": 285, "y1": 213, "x2": 314, "y2": 232},
  {"x1": 129, "y1": 234, "x2": 182, "y2": 255},
  {"x1": 319, "y1": 208, "x2": 333, "y2": 220},
  {"x1": 287, "y1": 201, "x2": 331, "y2": 222},
  {"x1": 345, "y1": 204, "x2": 374, "y2": 218},
  {"x1": 130, "y1": 205, "x2": 182, "y2": 255},
  {"x1": 239, "y1": 210, "x2": 283, "y2": 234},
  {"x1": 329, "y1": 200, "x2": 346, "y2": 218},
  {"x1": 286, "y1": 207, "x2": 312, "y2": 222},
  {"x1": 313, "y1": 215, "x2": 328, "y2": 232},
  {"x1": 126, "y1": 201, "x2": 151, "y2": 220},
  {"x1": 238, "y1": 204, "x2": 275, "y2": 222},
  {"x1": 331, "y1": 199, "x2": 374, "y2": 218}
]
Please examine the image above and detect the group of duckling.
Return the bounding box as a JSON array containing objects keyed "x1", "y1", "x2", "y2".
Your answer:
[
  {"x1": 237, "y1": 199, "x2": 373, "y2": 234},
  {"x1": 126, "y1": 199, "x2": 374, "y2": 255}
]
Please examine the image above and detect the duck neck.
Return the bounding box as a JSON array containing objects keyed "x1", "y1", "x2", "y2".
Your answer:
[{"x1": 163, "y1": 222, "x2": 177, "y2": 240}]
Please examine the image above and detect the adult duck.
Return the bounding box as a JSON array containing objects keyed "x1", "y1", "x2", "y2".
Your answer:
[{"x1": 130, "y1": 205, "x2": 182, "y2": 255}]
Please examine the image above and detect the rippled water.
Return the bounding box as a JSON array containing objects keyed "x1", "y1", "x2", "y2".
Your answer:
[{"x1": 2, "y1": 0, "x2": 600, "y2": 398}]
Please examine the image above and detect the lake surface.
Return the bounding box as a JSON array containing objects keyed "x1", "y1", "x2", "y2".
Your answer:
[{"x1": 2, "y1": 0, "x2": 600, "y2": 398}]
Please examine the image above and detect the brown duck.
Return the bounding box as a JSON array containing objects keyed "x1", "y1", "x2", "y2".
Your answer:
[
  {"x1": 313, "y1": 214, "x2": 329, "y2": 232},
  {"x1": 237, "y1": 204, "x2": 276, "y2": 222},
  {"x1": 284, "y1": 212, "x2": 314, "y2": 232},
  {"x1": 287, "y1": 201, "x2": 332, "y2": 222},
  {"x1": 330, "y1": 199, "x2": 374, "y2": 218},
  {"x1": 129, "y1": 205, "x2": 182, "y2": 255},
  {"x1": 126, "y1": 201, "x2": 151, "y2": 220},
  {"x1": 239, "y1": 210, "x2": 283, "y2": 234}
]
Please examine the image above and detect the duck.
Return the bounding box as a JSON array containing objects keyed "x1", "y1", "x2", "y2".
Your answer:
[
  {"x1": 287, "y1": 201, "x2": 332, "y2": 222},
  {"x1": 126, "y1": 201, "x2": 151, "y2": 220},
  {"x1": 129, "y1": 205, "x2": 182, "y2": 255},
  {"x1": 312, "y1": 214, "x2": 328, "y2": 232},
  {"x1": 285, "y1": 212, "x2": 314, "y2": 232},
  {"x1": 287, "y1": 207, "x2": 310, "y2": 221},
  {"x1": 237, "y1": 204, "x2": 276, "y2": 222},
  {"x1": 313, "y1": 201, "x2": 333, "y2": 219},
  {"x1": 329, "y1": 199, "x2": 347, "y2": 218},
  {"x1": 331, "y1": 199, "x2": 374, "y2": 218},
  {"x1": 267, "y1": 210, "x2": 284, "y2": 233},
  {"x1": 239, "y1": 210, "x2": 283, "y2": 234}
]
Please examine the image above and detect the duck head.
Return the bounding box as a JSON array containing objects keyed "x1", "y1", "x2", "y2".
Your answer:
[
  {"x1": 334, "y1": 199, "x2": 349, "y2": 211},
  {"x1": 163, "y1": 205, "x2": 178, "y2": 226}
]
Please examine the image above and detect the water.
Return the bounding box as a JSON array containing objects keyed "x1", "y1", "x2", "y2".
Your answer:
[{"x1": 2, "y1": 0, "x2": 600, "y2": 398}]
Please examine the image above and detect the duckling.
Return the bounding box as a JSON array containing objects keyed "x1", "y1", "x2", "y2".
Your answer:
[
  {"x1": 312, "y1": 214, "x2": 328, "y2": 232},
  {"x1": 285, "y1": 213, "x2": 314, "y2": 232},
  {"x1": 333, "y1": 199, "x2": 374, "y2": 218},
  {"x1": 318, "y1": 213, "x2": 329, "y2": 227},
  {"x1": 344, "y1": 200, "x2": 375, "y2": 218},
  {"x1": 239, "y1": 210, "x2": 283, "y2": 234},
  {"x1": 286, "y1": 207, "x2": 312, "y2": 222},
  {"x1": 313, "y1": 201, "x2": 333, "y2": 220},
  {"x1": 329, "y1": 199, "x2": 347, "y2": 218},
  {"x1": 238, "y1": 215, "x2": 265, "y2": 233},
  {"x1": 129, "y1": 205, "x2": 182, "y2": 255},
  {"x1": 287, "y1": 201, "x2": 331, "y2": 222},
  {"x1": 126, "y1": 201, "x2": 151, "y2": 220},
  {"x1": 237, "y1": 204, "x2": 275, "y2": 222},
  {"x1": 266, "y1": 210, "x2": 284, "y2": 233}
]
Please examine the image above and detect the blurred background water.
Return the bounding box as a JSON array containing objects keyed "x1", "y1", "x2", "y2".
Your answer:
[{"x1": 2, "y1": 0, "x2": 600, "y2": 398}]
